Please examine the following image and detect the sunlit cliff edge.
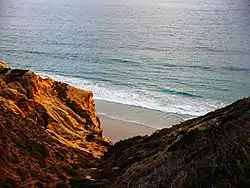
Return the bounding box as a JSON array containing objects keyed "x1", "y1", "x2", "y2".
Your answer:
[
  {"x1": 0, "y1": 61, "x2": 111, "y2": 187},
  {"x1": 0, "y1": 60, "x2": 249, "y2": 188}
]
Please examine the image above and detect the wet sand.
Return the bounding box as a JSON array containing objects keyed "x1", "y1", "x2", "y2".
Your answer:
[
  {"x1": 96, "y1": 99, "x2": 191, "y2": 143},
  {"x1": 99, "y1": 115, "x2": 156, "y2": 143}
]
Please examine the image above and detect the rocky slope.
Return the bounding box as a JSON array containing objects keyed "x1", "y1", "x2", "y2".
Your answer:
[
  {"x1": 0, "y1": 61, "x2": 111, "y2": 187},
  {"x1": 1, "y1": 61, "x2": 250, "y2": 188},
  {"x1": 95, "y1": 97, "x2": 250, "y2": 188}
]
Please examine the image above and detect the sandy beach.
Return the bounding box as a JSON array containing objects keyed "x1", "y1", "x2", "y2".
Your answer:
[
  {"x1": 96, "y1": 99, "x2": 190, "y2": 143},
  {"x1": 99, "y1": 115, "x2": 156, "y2": 143}
]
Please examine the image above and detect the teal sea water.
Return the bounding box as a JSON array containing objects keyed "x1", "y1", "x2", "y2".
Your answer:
[{"x1": 1, "y1": 0, "x2": 250, "y2": 117}]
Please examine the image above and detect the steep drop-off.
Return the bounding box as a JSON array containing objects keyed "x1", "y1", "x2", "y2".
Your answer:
[
  {"x1": 0, "y1": 61, "x2": 250, "y2": 188},
  {"x1": 0, "y1": 61, "x2": 111, "y2": 187}
]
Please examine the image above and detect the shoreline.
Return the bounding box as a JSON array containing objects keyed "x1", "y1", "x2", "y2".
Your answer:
[
  {"x1": 99, "y1": 115, "x2": 156, "y2": 143},
  {"x1": 95, "y1": 99, "x2": 190, "y2": 129},
  {"x1": 96, "y1": 99, "x2": 191, "y2": 143}
]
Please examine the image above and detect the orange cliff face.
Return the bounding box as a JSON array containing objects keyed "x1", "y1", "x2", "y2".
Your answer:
[
  {"x1": 0, "y1": 60, "x2": 112, "y2": 187},
  {"x1": 0, "y1": 61, "x2": 111, "y2": 157}
]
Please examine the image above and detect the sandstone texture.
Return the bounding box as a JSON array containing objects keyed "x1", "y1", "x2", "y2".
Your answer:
[{"x1": 0, "y1": 61, "x2": 111, "y2": 187}]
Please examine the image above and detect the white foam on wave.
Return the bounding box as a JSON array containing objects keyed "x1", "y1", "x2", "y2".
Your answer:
[{"x1": 38, "y1": 72, "x2": 225, "y2": 117}]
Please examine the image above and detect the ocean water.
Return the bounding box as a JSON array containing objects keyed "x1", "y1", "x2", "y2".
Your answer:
[{"x1": 1, "y1": 0, "x2": 250, "y2": 117}]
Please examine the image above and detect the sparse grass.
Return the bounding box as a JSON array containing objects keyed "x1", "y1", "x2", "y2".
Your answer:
[
  {"x1": 237, "y1": 144, "x2": 250, "y2": 187},
  {"x1": 101, "y1": 101, "x2": 250, "y2": 188}
]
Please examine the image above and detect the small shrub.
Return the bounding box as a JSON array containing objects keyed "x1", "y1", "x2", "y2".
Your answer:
[{"x1": 10, "y1": 156, "x2": 19, "y2": 164}]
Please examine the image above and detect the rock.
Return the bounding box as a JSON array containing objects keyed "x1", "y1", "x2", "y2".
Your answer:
[
  {"x1": 0, "y1": 60, "x2": 10, "y2": 74},
  {"x1": 0, "y1": 60, "x2": 7, "y2": 70},
  {"x1": 112, "y1": 167, "x2": 119, "y2": 171},
  {"x1": 85, "y1": 175, "x2": 92, "y2": 179},
  {"x1": 0, "y1": 64, "x2": 111, "y2": 157},
  {"x1": 0, "y1": 62, "x2": 112, "y2": 187}
]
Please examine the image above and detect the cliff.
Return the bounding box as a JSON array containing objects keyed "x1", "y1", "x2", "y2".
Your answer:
[
  {"x1": 0, "y1": 61, "x2": 111, "y2": 187},
  {"x1": 0, "y1": 61, "x2": 250, "y2": 188}
]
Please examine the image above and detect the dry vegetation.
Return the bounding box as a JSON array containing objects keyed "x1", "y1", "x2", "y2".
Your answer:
[{"x1": 93, "y1": 97, "x2": 250, "y2": 188}]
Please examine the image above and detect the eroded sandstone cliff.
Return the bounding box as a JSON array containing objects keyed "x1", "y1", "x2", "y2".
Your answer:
[{"x1": 0, "y1": 61, "x2": 111, "y2": 187}]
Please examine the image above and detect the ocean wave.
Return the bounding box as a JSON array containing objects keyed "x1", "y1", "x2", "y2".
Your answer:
[
  {"x1": 109, "y1": 58, "x2": 141, "y2": 65},
  {"x1": 185, "y1": 65, "x2": 214, "y2": 71},
  {"x1": 154, "y1": 63, "x2": 250, "y2": 73},
  {"x1": 38, "y1": 72, "x2": 225, "y2": 117},
  {"x1": 185, "y1": 64, "x2": 250, "y2": 72},
  {"x1": 159, "y1": 88, "x2": 201, "y2": 98},
  {"x1": 223, "y1": 66, "x2": 250, "y2": 72},
  {"x1": 194, "y1": 46, "x2": 225, "y2": 53},
  {"x1": 2, "y1": 49, "x2": 82, "y2": 59},
  {"x1": 2, "y1": 49, "x2": 47, "y2": 55}
]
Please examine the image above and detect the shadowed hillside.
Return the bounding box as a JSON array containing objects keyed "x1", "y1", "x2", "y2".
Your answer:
[{"x1": 94, "y1": 97, "x2": 250, "y2": 188}]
